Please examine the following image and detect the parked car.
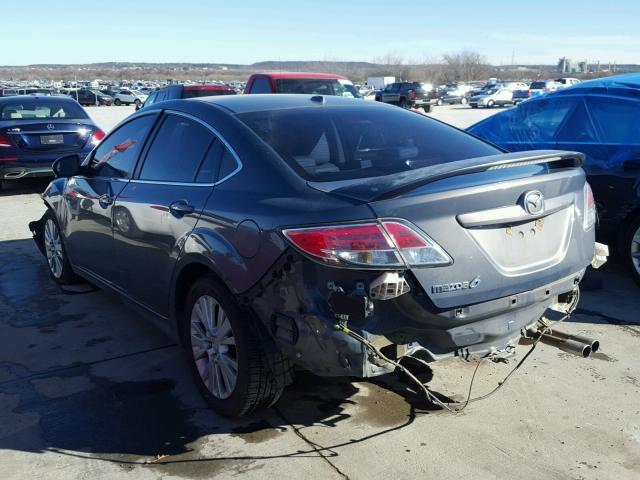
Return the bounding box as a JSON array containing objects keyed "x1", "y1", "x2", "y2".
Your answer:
[
  {"x1": 113, "y1": 88, "x2": 148, "y2": 106},
  {"x1": 468, "y1": 72, "x2": 640, "y2": 284},
  {"x1": 528, "y1": 80, "x2": 562, "y2": 97},
  {"x1": 244, "y1": 72, "x2": 360, "y2": 98},
  {"x1": 512, "y1": 86, "x2": 532, "y2": 104},
  {"x1": 556, "y1": 78, "x2": 581, "y2": 87},
  {"x1": 375, "y1": 82, "x2": 438, "y2": 112},
  {"x1": 0, "y1": 96, "x2": 104, "y2": 189},
  {"x1": 139, "y1": 84, "x2": 236, "y2": 110},
  {"x1": 440, "y1": 84, "x2": 474, "y2": 105},
  {"x1": 30, "y1": 94, "x2": 597, "y2": 417},
  {"x1": 468, "y1": 87, "x2": 514, "y2": 108},
  {"x1": 73, "y1": 88, "x2": 113, "y2": 106}
]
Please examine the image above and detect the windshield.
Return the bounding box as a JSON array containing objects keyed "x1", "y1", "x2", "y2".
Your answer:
[
  {"x1": 238, "y1": 106, "x2": 498, "y2": 181},
  {"x1": 0, "y1": 101, "x2": 88, "y2": 120},
  {"x1": 530, "y1": 82, "x2": 546, "y2": 89}
]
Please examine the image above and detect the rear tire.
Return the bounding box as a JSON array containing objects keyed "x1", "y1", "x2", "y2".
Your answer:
[
  {"x1": 398, "y1": 99, "x2": 407, "y2": 109},
  {"x1": 423, "y1": 104, "x2": 432, "y2": 113},
  {"x1": 183, "y1": 275, "x2": 290, "y2": 417},
  {"x1": 42, "y1": 210, "x2": 78, "y2": 285},
  {"x1": 623, "y1": 215, "x2": 640, "y2": 287}
]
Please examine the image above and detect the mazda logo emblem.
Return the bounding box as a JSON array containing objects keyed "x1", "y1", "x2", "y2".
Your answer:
[
  {"x1": 523, "y1": 190, "x2": 545, "y2": 215},
  {"x1": 46, "y1": 123, "x2": 55, "y2": 130}
]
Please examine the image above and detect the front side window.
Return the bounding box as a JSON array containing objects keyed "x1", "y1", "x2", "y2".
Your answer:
[
  {"x1": 139, "y1": 114, "x2": 213, "y2": 182},
  {"x1": 88, "y1": 114, "x2": 157, "y2": 178},
  {"x1": 239, "y1": 106, "x2": 499, "y2": 181}
]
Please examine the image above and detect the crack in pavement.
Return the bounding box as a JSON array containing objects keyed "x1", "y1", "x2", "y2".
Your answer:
[
  {"x1": 0, "y1": 343, "x2": 178, "y2": 387},
  {"x1": 273, "y1": 406, "x2": 350, "y2": 480}
]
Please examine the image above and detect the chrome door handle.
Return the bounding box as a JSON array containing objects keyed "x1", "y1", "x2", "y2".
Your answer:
[{"x1": 169, "y1": 200, "x2": 195, "y2": 215}]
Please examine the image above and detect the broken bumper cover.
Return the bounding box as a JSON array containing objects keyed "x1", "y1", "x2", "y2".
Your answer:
[{"x1": 248, "y1": 252, "x2": 587, "y2": 378}]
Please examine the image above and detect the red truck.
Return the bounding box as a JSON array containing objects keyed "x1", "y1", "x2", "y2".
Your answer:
[{"x1": 244, "y1": 72, "x2": 361, "y2": 98}]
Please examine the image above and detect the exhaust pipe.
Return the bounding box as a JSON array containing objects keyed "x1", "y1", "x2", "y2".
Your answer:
[
  {"x1": 546, "y1": 329, "x2": 600, "y2": 353},
  {"x1": 527, "y1": 329, "x2": 593, "y2": 358}
]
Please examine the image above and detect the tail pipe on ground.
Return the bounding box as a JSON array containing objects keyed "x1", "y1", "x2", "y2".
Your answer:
[{"x1": 527, "y1": 328, "x2": 600, "y2": 358}]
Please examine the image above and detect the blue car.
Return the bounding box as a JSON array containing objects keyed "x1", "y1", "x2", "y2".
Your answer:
[
  {"x1": 468, "y1": 73, "x2": 640, "y2": 285},
  {"x1": 0, "y1": 96, "x2": 104, "y2": 189}
]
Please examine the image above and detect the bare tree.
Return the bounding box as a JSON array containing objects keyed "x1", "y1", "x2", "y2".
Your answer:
[{"x1": 441, "y1": 49, "x2": 490, "y2": 82}]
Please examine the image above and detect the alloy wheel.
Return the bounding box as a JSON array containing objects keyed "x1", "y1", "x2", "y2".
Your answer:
[
  {"x1": 190, "y1": 295, "x2": 238, "y2": 399},
  {"x1": 44, "y1": 218, "x2": 63, "y2": 278}
]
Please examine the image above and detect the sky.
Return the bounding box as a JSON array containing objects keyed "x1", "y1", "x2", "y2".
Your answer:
[{"x1": 6, "y1": 0, "x2": 640, "y2": 66}]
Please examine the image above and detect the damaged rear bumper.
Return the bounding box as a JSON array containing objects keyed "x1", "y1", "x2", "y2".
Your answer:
[{"x1": 248, "y1": 251, "x2": 589, "y2": 378}]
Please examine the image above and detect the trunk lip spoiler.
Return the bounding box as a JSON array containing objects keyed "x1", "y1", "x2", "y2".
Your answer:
[{"x1": 307, "y1": 150, "x2": 584, "y2": 202}]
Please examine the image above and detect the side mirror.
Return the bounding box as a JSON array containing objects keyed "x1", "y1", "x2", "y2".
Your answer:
[{"x1": 52, "y1": 154, "x2": 81, "y2": 178}]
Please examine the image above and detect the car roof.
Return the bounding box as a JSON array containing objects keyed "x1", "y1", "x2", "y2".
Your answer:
[
  {"x1": 188, "y1": 93, "x2": 381, "y2": 114},
  {"x1": 250, "y1": 72, "x2": 348, "y2": 80}
]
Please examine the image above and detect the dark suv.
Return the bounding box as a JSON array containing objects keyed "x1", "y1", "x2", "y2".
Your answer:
[
  {"x1": 375, "y1": 82, "x2": 437, "y2": 112},
  {"x1": 139, "y1": 84, "x2": 236, "y2": 110}
]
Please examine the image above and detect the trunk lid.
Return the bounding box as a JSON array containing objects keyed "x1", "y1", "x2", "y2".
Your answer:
[
  {"x1": 1, "y1": 120, "x2": 96, "y2": 154},
  {"x1": 311, "y1": 150, "x2": 594, "y2": 309}
]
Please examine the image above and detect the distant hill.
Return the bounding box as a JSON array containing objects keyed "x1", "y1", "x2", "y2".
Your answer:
[{"x1": 1, "y1": 61, "x2": 638, "y2": 83}]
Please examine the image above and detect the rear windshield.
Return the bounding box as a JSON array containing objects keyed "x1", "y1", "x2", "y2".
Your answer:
[
  {"x1": 182, "y1": 88, "x2": 236, "y2": 99},
  {"x1": 275, "y1": 79, "x2": 358, "y2": 98},
  {"x1": 238, "y1": 106, "x2": 499, "y2": 181},
  {"x1": 529, "y1": 82, "x2": 546, "y2": 89},
  {"x1": 0, "y1": 101, "x2": 88, "y2": 120}
]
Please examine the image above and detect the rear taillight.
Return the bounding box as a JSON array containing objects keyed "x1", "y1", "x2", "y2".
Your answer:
[
  {"x1": 583, "y1": 182, "x2": 596, "y2": 230},
  {"x1": 282, "y1": 221, "x2": 452, "y2": 268},
  {"x1": 0, "y1": 133, "x2": 12, "y2": 148},
  {"x1": 89, "y1": 129, "x2": 105, "y2": 146},
  {"x1": 0, "y1": 157, "x2": 18, "y2": 161}
]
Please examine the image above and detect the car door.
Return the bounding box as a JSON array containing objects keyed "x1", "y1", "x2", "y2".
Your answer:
[
  {"x1": 111, "y1": 112, "x2": 225, "y2": 316},
  {"x1": 63, "y1": 113, "x2": 159, "y2": 287},
  {"x1": 381, "y1": 83, "x2": 401, "y2": 104}
]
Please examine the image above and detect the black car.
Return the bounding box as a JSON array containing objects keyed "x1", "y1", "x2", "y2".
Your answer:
[
  {"x1": 31, "y1": 95, "x2": 597, "y2": 417},
  {"x1": 139, "y1": 84, "x2": 236, "y2": 110},
  {"x1": 72, "y1": 88, "x2": 113, "y2": 106},
  {"x1": 0, "y1": 96, "x2": 104, "y2": 189},
  {"x1": 375, "y1": 82, "x2": 437, "y2": 112}
]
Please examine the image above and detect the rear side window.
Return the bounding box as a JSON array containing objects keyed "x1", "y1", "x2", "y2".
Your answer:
[
  {"x1": 530, "y1": 82, "x2": 546, "y2": 89},
  {"x1": 250, "y1": 77, "x2": 272, "y2": 94},
  {"x1": 89, "y1": 114, "x2": 157, "y2": 178},
  {"x1": 238, "y1": 106, "x2": 499, "y2": 181},
  {"x1": 139, "y1": 114, "x2": 213, "y2": 182},
  {"x1": 587, "y1": 96, "x2": 640, "y2": 144}
]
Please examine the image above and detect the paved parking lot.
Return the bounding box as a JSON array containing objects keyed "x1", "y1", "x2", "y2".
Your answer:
[{"x1": 1, "y1": 106, "x2": 639, "y2": 479}]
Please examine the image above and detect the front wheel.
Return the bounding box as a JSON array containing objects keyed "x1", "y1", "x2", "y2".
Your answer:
[
  {"x1": 114, "y1": 98, "x2": 121, "y2": 106},
  {"x1": 134, "y1": 99, "x2": 142, "y2": 107},
  {"x1": 624, "y1": 216, "x2": 640, "y2": 286},
  {"x1": 460, "y1": 97, "x2": 468, "y2": 105},
  {"x1": 42, "y1": 210, "x2": 78, "y2": 284},
  {"x1": 487, "y1": 100, "x2": 495, "y2": 108},
  {"x1": 184, "y1": 275, "x2": 289, "y2": 417},
  {"x1": 423, "y1": 104, "x2": 432, "y2": 113}
]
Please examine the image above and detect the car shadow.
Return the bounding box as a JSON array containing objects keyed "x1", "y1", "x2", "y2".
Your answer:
[{"x1": 0, "y1": 237, "x2": 453, "y2": 476}]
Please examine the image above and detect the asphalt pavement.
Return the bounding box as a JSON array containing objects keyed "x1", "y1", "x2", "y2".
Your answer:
[{"x1": 0, "y1": 105, "x2": 639, "y2": 479}]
